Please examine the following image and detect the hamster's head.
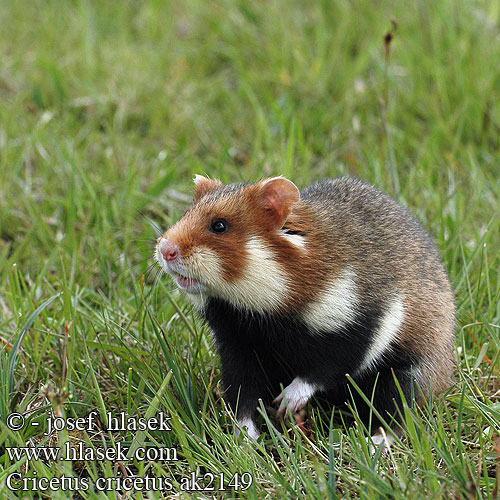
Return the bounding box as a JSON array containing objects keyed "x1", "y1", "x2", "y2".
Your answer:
[{"x1": 155, "y1": 175, "x2": 305, "y2": 313}]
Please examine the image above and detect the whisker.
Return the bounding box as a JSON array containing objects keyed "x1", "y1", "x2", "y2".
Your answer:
[
  {"x1": 145, "y1": 264, "x2": 166, "y2": 286},
  {"x1": 99, "y1": 241, "x2": 157, "y2": 258},
  {"x1": 137, "y1": 210, "x2": 164, "y2": 238},
  {"x1": 111, "y1": 252, "x2": 155, "y2": 264},
  {"x1": 144, "y1": 264, "x2": 158, "y2": 281},
  {"x1": 112, "y1": 259, "x2": 155, "y2": 279}
]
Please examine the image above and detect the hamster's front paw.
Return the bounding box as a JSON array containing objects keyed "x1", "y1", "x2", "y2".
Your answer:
[
  {"x1": 273, "y1": 377, "x2": 317, "y2": 416},
  {"x1": 236, "y1": 417, "x2": 260, "y2": 440},
  {"x1": 367, "y1": 427, "x2": 395, "y2": 455}
]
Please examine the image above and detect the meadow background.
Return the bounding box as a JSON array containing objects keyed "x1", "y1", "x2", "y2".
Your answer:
[{"x1": 1, "y1": 0, "x2": 499, "y2": 498}]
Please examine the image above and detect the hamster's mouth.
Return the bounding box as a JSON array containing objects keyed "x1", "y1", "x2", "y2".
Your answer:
[
  {"x1": 155, "y1": 246, "x2": 205, "y2": 293},
  {"x1": 172, "y1": 271, "x2": 204, "y2": 293}
]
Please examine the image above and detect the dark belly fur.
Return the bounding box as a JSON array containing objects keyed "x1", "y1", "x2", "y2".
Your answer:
[{"x1": 202, "y1": 298, "x2": 418, "y2": 431}]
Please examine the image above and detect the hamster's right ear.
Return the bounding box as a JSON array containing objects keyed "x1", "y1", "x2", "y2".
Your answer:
[
  {"x1": 255, "y1": 176, "x2": 300, "y2": 229},
  {"x1": 193, "y1": 175, "x2": 222, "y2": 201}
]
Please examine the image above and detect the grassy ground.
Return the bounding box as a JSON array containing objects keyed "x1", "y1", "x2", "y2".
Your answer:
[{"x1": 1, "y1": 0, "x2": 499, "y2": 498}]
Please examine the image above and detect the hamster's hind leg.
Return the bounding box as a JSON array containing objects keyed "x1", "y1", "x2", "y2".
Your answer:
[{"x1": 349, "y1": 366, "x2": 417, "y2": 437}]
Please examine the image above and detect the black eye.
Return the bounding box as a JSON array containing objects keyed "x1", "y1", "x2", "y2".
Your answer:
[{"x1": 209, "y1": 219, "x2": 229, "y2": 234}]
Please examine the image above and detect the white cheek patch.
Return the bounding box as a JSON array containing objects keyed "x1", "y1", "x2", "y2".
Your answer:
[
  {"x1": 217, "y1": 236, "x2": 288, "y2": 313},
  {"x1": 357, "y1": 294, "x2": 404, "y2": 375},
  {"x1": 301, "y1": 268, "x2": 359, "y2": 334},
  {"x1": 181, "y1": 248, "x2": 222, "y2": 308},
  {"x1": 157, "y1": 238, "x2": 288, "y2": 314},
  {"x1": 187, "y1": 248, "x2": 222, "y2": 283},
  {"x1": 278, "y1": 230, "x2": 306, "y2": 249},
  {"x1": 273, "y1": 377, "x2": 319, "y2": 415}
]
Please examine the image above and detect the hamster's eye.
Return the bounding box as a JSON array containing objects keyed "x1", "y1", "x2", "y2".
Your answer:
[{"x1": 209, "y1": 218, "x2": 229, "y2": 234}]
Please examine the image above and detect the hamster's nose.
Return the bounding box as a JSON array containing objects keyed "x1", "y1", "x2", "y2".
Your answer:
[{"x1": 159, "y1": 238, "x2": 179, "y2": 262}]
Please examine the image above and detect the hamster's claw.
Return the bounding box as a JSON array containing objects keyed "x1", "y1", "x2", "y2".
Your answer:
[{"x1": 273, "y1": 379, "x2": 312, "y2": 416}]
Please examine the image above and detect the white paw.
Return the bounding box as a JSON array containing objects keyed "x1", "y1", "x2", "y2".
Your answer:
[
  {"x1": 236, "y1": 417, "x2": 260, "y2": 440},
  {"x1": 273, "y1": 377, "x2": 317, "y2": 416},
  {"x1": 367, "y1": 428, "x2": 394, "y2": 455}
]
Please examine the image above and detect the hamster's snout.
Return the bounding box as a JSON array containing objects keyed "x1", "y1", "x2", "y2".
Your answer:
[
  {"x1": 158, "y1": 238, "x2": 179, "y2": 262},
  {"x1": 156, "y1": 236, "x2": 204, "y2": 294}
]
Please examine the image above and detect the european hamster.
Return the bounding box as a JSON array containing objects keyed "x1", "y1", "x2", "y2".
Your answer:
[{"x1": 154, "y1": 176, "x2": 455, "y2": 444}]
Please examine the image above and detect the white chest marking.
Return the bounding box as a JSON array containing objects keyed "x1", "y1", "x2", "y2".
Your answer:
[
  {"x1": 218, "y1": 236, "x2": 288, "y2": 313},
  {"x1": 273, "y1": 377, "x2": 319, "y2": 415},
  {"x1": 358, "y1": 294, "x2": 404, "y2": 374},
  {"x1": 301, "y1": 268, "x2": 359, "y2": 334}
]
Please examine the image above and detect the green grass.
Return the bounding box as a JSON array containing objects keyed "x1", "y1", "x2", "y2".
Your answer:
[{"x1": 0, "y1": 0, "x2": 499, "y2": 498}]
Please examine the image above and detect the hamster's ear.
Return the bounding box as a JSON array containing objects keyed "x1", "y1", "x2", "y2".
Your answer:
[
  {"x1": 256, "y1": 177, "x2": 300, "y2": 228},
  {"x1": 193, "y1": 175, "x2": 222, "y2": 201}
]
